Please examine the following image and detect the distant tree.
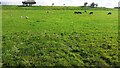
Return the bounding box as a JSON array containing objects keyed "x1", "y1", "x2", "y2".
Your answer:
[
  {"x1": 52, "y1": 3, "x2": 54, "y2": 6},
  {"x1": 119, "y1": 1, "x2": 120, "y2": 7},
  {"x1": 84, "y1": 2, "x2": 88, "y2": 7},
  {"x1": 22, "y1": 0, "x2": 36, "y2": 6},
  {"x1": 0, "y1": 1, "x2": 1, "y2": 5},
  {"x1": 95, "y1": 3, "x2": 98, "y2": 7},
  {"x1": 63, "y1": 4, "x2": 65, "y2": 6},
  {"x1": 90, "y1": 2, "x2": 96, "y2": 8}
]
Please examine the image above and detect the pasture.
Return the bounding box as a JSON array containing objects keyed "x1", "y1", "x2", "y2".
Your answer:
[{"x1": 2, "y1": 6, "x2": 119, "y2": 67}]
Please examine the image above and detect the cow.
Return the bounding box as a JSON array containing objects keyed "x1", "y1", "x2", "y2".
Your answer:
[
  {"x1": 74, "y1": 11, "x2": 82, "y2": 14},
  {"x1": 84, "y1": 10, "x2": 87, "y2": 13},
  {"x1": 74, "y1": 11, "x2": 78, "y2": 14},
  {"x1": 89, "y1": 12, "x2": 93, "y2": 15},
  {"x1": 107, "y1": 12, "x2": 112, "y2": 15},
  {"x1": 78, "y1": 12, "x2": 82, "y2": 14}
]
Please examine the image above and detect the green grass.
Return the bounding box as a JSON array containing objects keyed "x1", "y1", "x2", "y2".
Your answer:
[{"x1": 2, "y1": 6, "x2": 119, "y2": 67}]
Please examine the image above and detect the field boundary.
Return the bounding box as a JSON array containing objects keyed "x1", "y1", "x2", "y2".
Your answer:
[
  {"x1": 2, "y1": 5, "x2": 114, "y2": 10},
  {"x1": 118, "y1": 1, "x2": 120, "y2": 63},
  {"x1": 0, "y1": 5, "x2": 2, "y2": 68}
]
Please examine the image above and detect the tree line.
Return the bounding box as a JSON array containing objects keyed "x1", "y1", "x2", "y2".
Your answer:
[
  {"x1": 83, "y1": 2, "x2": 98, "y2": 8},
  {"x1": 21, "y1": 0, "x2": 98, "y2": 8},
  {"x1": 51, "y1": 2, "x2": 98, "y2": 8}
]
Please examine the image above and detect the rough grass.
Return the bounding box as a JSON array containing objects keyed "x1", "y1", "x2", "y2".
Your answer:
[{"x1": 2, "y1": 6, "x2": 119, "y2": 67}]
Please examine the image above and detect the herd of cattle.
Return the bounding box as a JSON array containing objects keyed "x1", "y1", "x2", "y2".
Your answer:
[
  {"x1": 21, "y1": 10, "x2": 112, "y2": 19},
  {"x1": 74, "y1": 10, "x2": 112, "y2": 15}
]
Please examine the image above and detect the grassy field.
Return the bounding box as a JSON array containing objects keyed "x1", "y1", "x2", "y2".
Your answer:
[{"x1": 2, "y1": 6, "x2": 119, "y2": 67}]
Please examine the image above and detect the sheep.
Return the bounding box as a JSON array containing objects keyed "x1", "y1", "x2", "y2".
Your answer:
[
  {"x1": 25, "y1": 16, "x2": 29, "y2": 19},
  {"x1": 20, "y1": 16, "x2": 23, "y2": 18},
  {"x1": 46, "y1": 11, "x2": 49, "y2": 13},
  {"x1": 20, "y1": 16, "x2": 29, "y2": 19}
]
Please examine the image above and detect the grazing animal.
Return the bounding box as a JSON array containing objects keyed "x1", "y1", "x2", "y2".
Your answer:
[
  {"x1": 61, "y1": 33, "x2": 64, "y2": 36},
  {"x1": 78, "y1": 12, "x2": 82, "y2": 14},
  {"x1": 21, "y1": 16, "x2": 29, "y2": 19},
  {"x1": 89, "y1": 12, "x2": 93, "y2": 15},
  {"x1": 25, "y1": 16, "x2": 29, "y2": 19},
  {"x1": 46, "y1": 11, "x2": 49, "y2": 13},
  {"x1": 84, "y1": 10, "x2": 87, "y2": 13},
  {"x1": 74, "y1": 11, "x2": 82, "y2": 14},
  {"x1": 74, "y1": 11, "x2": 78, "y2": 14},
  {"x1": 107, "y1": 12, "x2": 112, "y2": 15},
  {"x1": 21, "y1": 16, "x2": 23, "y2": 18}
]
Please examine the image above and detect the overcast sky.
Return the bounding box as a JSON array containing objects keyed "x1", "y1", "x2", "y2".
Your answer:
[{"x1": 1, "y1": 0, "x2": 120, "y2": 8}]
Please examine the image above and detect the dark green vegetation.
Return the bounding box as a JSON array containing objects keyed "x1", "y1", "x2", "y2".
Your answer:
[{"x1": 2, "y1": 6, "x2": 119, "y2": 67}]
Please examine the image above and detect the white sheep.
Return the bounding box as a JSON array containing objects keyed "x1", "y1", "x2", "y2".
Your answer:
[
  {"x1": 21, "y1": 16, "x2": 23, "y2": 18},
  {"x1": 25, "y1": 16, "x2": 29, "y2": 19},
  {"x1": 20, "y1": 16, "x2": 29, "y2": 19}
]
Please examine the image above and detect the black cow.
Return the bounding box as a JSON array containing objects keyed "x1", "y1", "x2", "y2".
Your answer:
[
  {"x1": 84, "y1": 10, "x2": 87, "y2": 13},
  {"x1": 89, "y1": 12, "x2": 93, "y2": 15},
  {"x1": 78, "y1": 12, "x2": 82, "y2": 14},
  {"x1": 74, "y1": 11, "x2": 82, "y2": 14},
  {"x1": 107, "y1": 12, "x2": 112, "y2": 15},
  {"x1": 74, "y1": 11, "x2": 78, "y2": 14}
]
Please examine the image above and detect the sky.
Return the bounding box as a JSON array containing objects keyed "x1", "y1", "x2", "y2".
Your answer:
[{"x1": 1, "y1": 0, "x2": 120, "y2": 8}]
